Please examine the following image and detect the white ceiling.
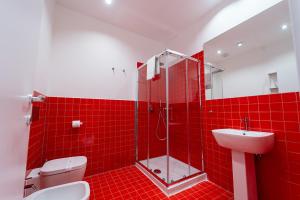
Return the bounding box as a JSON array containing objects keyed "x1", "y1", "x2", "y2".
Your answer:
[{"x1": 55, "y1": 0, "x2": 223, "y2": 43}]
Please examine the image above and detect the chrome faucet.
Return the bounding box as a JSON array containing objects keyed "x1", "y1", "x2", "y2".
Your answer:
[{"x1": 241, "y1": 117, "x2": 249, "y2": 131}]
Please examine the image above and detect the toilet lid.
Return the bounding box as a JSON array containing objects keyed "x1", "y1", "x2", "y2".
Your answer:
[{"x1": 40, "y1": 156, "x2": 87, "y2": 176}]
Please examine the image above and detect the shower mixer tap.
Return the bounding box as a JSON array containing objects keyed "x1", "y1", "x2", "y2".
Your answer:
[
  {"x1": 241, "y1": 117, "x2": 249, "y2": 131},
  {"x1": 148, "y1": 104, "x2": 154, "y2": 113}
]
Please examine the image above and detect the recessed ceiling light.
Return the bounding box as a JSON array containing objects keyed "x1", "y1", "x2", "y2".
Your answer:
[
  {"x1": 237, "y1": 42, "x2": 243, "y2": 47},
  {"x1": 105, "y1": 0, "x2": 113, "y2": 5},
  {"x1": 217, "y1": 50, "x2": 222, "y2": 55},
  {"x1": 281, "y1": 24, "x2": 288, "y2": 31}
]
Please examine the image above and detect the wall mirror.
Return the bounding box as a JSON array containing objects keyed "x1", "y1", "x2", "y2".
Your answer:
[{"x1": 204, "y1": 0, "x2": 299, "y2": 100}]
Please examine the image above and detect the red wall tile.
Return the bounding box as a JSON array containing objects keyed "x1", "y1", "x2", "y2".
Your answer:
[
  {"x1": 27, "y1": 95, "x2": 135, "y2": 177},
  {"x1": 43, "y1": 97, "x2": 135, "y2": 176}
]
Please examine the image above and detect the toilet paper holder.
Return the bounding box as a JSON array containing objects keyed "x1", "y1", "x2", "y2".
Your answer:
[{"x1": 72, "y1": 120, "x2": 83, "y2": 128}]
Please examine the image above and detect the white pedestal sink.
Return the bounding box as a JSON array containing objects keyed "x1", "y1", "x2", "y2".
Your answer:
[{"x1": 212, "y1": 129, "x2": 274, "y2": 200}]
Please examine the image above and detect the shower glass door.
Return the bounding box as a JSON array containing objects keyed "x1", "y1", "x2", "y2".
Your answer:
[
  {"x1": 168, "y1": 56, "x2": 190, "y2": 184},
  {"x1": 136, "y1": 50, "x2": 203, "y2": 186},
  {"x1": 136, "y1": 57, "x2": 168, "y2": 182},
  {"x1": 148, "y1": 58, "x2": 167, "y2": 181},
  {"x1": 167, "y1": 54, "x2": 202, "y2": 184},
  {"x1": 136, "y1": 65, "x2": 148, "y2": 165}
]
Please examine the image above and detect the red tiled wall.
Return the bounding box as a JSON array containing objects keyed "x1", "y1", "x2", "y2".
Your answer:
[
  {"x1": 43, "y1": 97, "x2": 135, "y2": 176},
  {"x1": 27, "y1": 95, "x2": 135, "y2": 177},
  {"x1": 198, "y1": 51, "x2": 300, "y2": 199},
  {"x1": 137, "y1": 101, "x2": 167, "y2": 161},
  {"x1": 168, "y1": 102, "x2": 202, "y2": 170},
  {"x1": 26, "y1": 91, "x2": 47, "y2": 170}
]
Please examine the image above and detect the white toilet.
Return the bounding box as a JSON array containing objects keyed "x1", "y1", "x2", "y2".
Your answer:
[{"x1": 39, "y1": 156, "x2": 87, "y2": 189}]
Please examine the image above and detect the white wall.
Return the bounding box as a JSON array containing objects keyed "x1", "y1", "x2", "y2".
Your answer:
[
  {"x1": 167, "y1": 0, "x2": 283, "y2": 55},
  {"x1": 44, "y1": 0, "x2": 295, "y2": 100},
  {"x1": 216, "y1": 40, "x2": 298, "y2": 98},
  {"x1": 47, "y1": 5, "x2": 165, "y2": 100},
  {"x1": 0, "y1": 1, "x2": 45, "y2": 199},
  {"x1": 289, "y1": 0, "x2": 300, "y2": 86},
  {"x1": 34, "y1": 0, "x2": 56, "y2": 94}
]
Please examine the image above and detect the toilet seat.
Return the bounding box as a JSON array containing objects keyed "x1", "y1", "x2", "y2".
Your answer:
[{"x1": 40, "y1": 156, "x2": 87, "y2": 176}]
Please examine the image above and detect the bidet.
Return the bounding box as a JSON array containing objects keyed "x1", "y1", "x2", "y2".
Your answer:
[{"x1": 24, "y1": 181, "x2": 90, "y2": 200}]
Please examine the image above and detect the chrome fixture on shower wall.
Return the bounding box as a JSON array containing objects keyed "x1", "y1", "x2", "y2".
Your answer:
[{"x1": 154, "y1": 100, "x2": 166, "y2": 141}]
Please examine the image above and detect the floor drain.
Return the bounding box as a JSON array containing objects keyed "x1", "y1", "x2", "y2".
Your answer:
[{"x1": 153, "y1": 169, "x2": 161, "y2": 174}]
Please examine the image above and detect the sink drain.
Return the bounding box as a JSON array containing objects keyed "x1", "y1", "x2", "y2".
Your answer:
[{"x1": 153, "y1": 169, "x2": 161, "y2": 174}]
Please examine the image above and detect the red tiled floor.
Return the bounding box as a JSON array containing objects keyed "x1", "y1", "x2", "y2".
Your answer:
[{"x1": 85, "y1": 166, "x2": 233, "y2": 200}]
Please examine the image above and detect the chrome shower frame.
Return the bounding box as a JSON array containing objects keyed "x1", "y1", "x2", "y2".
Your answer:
[{"x1": 135, "y1": 49, "x2": 205, "y2": 189}]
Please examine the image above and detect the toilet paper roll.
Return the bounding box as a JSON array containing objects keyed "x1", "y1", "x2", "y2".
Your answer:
[{"x1": 72, "y1": 120, "x2": 82, "y2": 128}]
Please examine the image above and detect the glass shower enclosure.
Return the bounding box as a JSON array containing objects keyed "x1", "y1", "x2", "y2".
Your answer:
[{"x1": 135, "y1": 49, "x2": 204, "y2": 186}]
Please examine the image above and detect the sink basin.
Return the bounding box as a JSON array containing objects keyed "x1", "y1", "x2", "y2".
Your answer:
[
  {"x1": 24, "y1": 181, "x2": 90, "y2": 200},
  {"x1": 212, "y1": 129, "x2": 274, "y2": 154},
  {"x1": 212, "y1": 128, "x2": 274, "y2": 200}
]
